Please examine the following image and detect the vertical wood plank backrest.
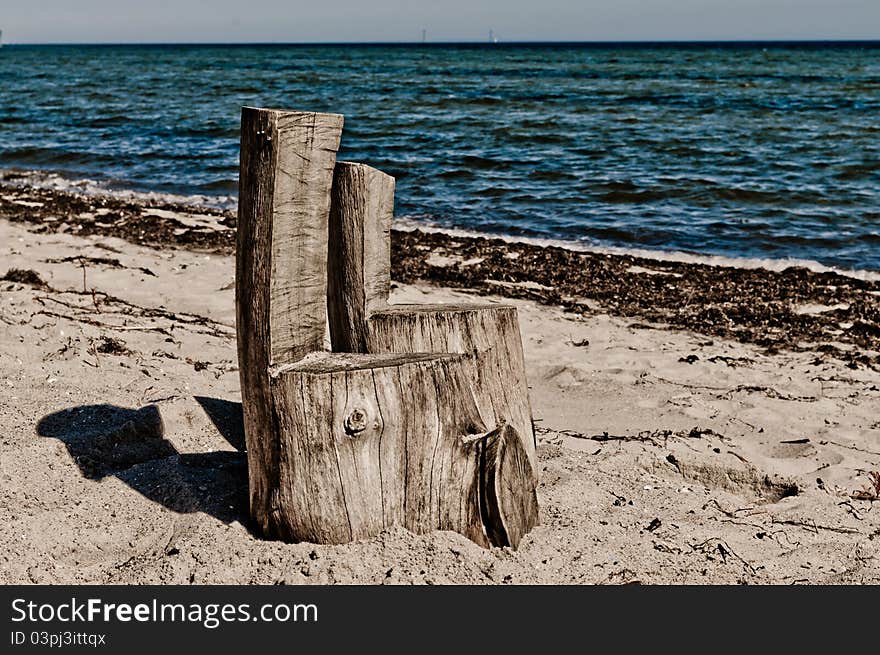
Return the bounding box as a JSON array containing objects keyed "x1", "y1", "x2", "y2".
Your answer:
[
  {"x1": 238, "y1": 107, "x2": 344, "y2": 368},
  {"x1": 328, "y1": 162, "x2": 395, "y2": 352},
  {"x1": 236, "y1": 107, "x2": 343, "y2": 522},
  {"x1": 269, "y1": 110, "x2": 344, "y2": 365}
]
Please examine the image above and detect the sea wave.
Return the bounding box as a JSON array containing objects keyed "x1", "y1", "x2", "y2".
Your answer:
[
  {"x1": 3, "y1": 44, "x2": 879, "y2": 271},
  {"x1": 0, "y1": 168, "x2": 236, "y2": 210}
]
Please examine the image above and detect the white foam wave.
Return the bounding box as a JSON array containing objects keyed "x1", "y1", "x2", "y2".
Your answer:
[{"x1": 0, "y1": 169, "x2": 236, "y2": 210}]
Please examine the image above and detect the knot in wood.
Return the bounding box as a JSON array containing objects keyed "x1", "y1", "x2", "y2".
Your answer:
[{"x1": 344, "y1": 407, "x2": 369, "y2": 436}]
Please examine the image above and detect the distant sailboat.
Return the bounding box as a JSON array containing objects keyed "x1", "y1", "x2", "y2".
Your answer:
[{"x1": 489, "y1": 29, "x2": 499, "y2": 44}]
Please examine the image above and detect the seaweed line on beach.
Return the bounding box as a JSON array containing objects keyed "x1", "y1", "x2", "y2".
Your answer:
[{"x1": 2, "y1": 181, "x2": 878, "y2": 368}]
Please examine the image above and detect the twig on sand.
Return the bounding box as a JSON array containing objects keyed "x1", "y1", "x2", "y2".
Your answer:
[
  {"x1": 36, "y1": 291, "x2": 233, "y2": 333},
  {"x1": 548, "y1": 427, "x2": 727, "y2": 447},
  {"x1": 88, "y1": 340, "x2": 101, "y2": 367},
  {"x1": 838, "y1": 501, "x2": 867, "y2": 521},
  {"x1": 32, "y1": 310, "x2": 175, "y2": 336},
  {"x1": 718, "y1": 385, "x2": 819, "y2": 402},
  {"x1": 820, "y1": 440, "x2": 880, "y2": 457},
  {"x1": 727, "y1": 450, "x2": 751, "y2": 464},
  {"x1": 770, "y1": 517, "x2": 860, "y2": 535},
  {"x1": 587, "y1": 430, "x2": 671, "y2": 444},
  {"x1": 702, "y1": 498, "x2": 761, "y2": 519},
  {"x1": 647, "y1": 374, "x2": 729, "y2": 391},
  {"x1": 31, "y1": 287, "x2": 234, "y2": 340}
]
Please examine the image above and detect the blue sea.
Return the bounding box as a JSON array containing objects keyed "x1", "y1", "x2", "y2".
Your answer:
[{"x1": 1, "y1": 42, "x2": 879, "y2": 271}]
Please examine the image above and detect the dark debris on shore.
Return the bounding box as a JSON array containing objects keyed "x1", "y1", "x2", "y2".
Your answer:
[
  {"x1": 393, "y1": 230, "x2": 880, "y2": 368},
  {"x1": 2, "y1": 182, "x2": 878, "y2": 368},
  {"x1": 0, "y1": 180, "x2": 235, "y2": 252}
]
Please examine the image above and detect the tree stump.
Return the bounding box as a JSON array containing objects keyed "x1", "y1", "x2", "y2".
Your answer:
[
  {"x1": 236, "y1": 107, "x2": 539, "y2": 549},
  {"x1": 328, "y1": 162, "x2": 537, "y2": 471},
  {"x1": 268, "y1": 353, "x2": 536, "y2": 547}
]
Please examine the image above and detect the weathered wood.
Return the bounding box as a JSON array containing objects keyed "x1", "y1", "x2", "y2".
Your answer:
[
  {"x1": 237, "y1": 106, "x2": 344, "y2": 369},
  {"x1": 328, "y1": 162, "x2": 395, "y2": 352},
  {"x1": 266, "y1": 352, "x2": 538, "y2": 546},
  {"x1": 236, "y1": 106, "x2": 343, "y2": 531},
  {"x1": 480, "y1": 424, "x2": 539, "y2": 548},
  {"x1": 368, "y1": 304, "x2": 537, "y2": 472},
  {"x1": 327, "y1": 161, "x2": 537, "y2": 471},
  {"x1": 237, "y1": 106, "x2": 538, "y2": 549}
]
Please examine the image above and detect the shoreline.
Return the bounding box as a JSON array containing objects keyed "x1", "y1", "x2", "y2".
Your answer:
[
  {"x1": 4, "y1": 168, "x2": 879, "y2": 281},
  {"x1": 2, "y1": 180, "x2": 878, "y2": 370}
]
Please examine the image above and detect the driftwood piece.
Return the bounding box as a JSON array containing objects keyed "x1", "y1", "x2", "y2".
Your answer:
[
  {"x1": 237, "y1": 108, "x2": 539, "y2": 549},
  {"x1": 328, "y1": 162, "x2": 537, "y2": 470}
]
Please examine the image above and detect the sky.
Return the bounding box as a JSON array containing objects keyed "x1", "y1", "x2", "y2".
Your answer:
[{"x1": 2, "y1": 0, "x2": 878, "y2": 43}]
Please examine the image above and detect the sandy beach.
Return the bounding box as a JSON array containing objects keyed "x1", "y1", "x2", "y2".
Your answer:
[{"x1": 2, "y1": 181, "x2": 880, "y2": 584}]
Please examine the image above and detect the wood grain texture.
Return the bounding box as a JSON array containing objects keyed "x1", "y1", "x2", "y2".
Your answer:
[
  {"x1": 268, "y1": 110, "x2": 344, "y2": 366},
  {"x1": 235, "y1": 106, "x2": 342, "y2": 533},
  {"x1": 480, "y1": 424, "x2": 539, "y2": 549},
  {"x1": 368, "y1": 304, "x2": 537, "y2": 472},
  {"x1": 328, "y1": 161, "x2": 395, "y2": 353},
  {"x1": 266, "y1": 352, "x2": 537, "y2": 546}
]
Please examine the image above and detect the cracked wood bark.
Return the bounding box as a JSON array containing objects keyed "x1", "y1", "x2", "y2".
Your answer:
[
  {"x1": 237, "y1": 108, "x2": 538, "y2": 548},
  {"x1": 328, "y1": 162, "x2": 537, "y2": 472}
]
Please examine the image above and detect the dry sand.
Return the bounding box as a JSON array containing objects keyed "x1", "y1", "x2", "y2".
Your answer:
[{"x1": 2, "y1": 211, "x2": 880, "y2": 585}]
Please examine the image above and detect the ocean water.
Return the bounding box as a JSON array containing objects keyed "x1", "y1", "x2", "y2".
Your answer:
[{"x1": 1, "y1": 42, "x2": 879, "y2": 271}]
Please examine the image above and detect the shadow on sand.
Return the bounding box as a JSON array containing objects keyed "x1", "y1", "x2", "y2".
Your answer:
[{"x1": 36, "y1": 399, "x2": 249, "y2": 527}]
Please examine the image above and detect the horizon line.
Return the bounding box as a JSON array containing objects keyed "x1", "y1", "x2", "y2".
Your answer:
[{"x1": 4, "y1": 38, "x2": 880, "y2": 47}]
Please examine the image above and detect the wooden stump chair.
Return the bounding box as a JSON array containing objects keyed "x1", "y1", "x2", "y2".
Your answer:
[{"x1": 236, "y1": 107, "x2": 539, "y2": 549}]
